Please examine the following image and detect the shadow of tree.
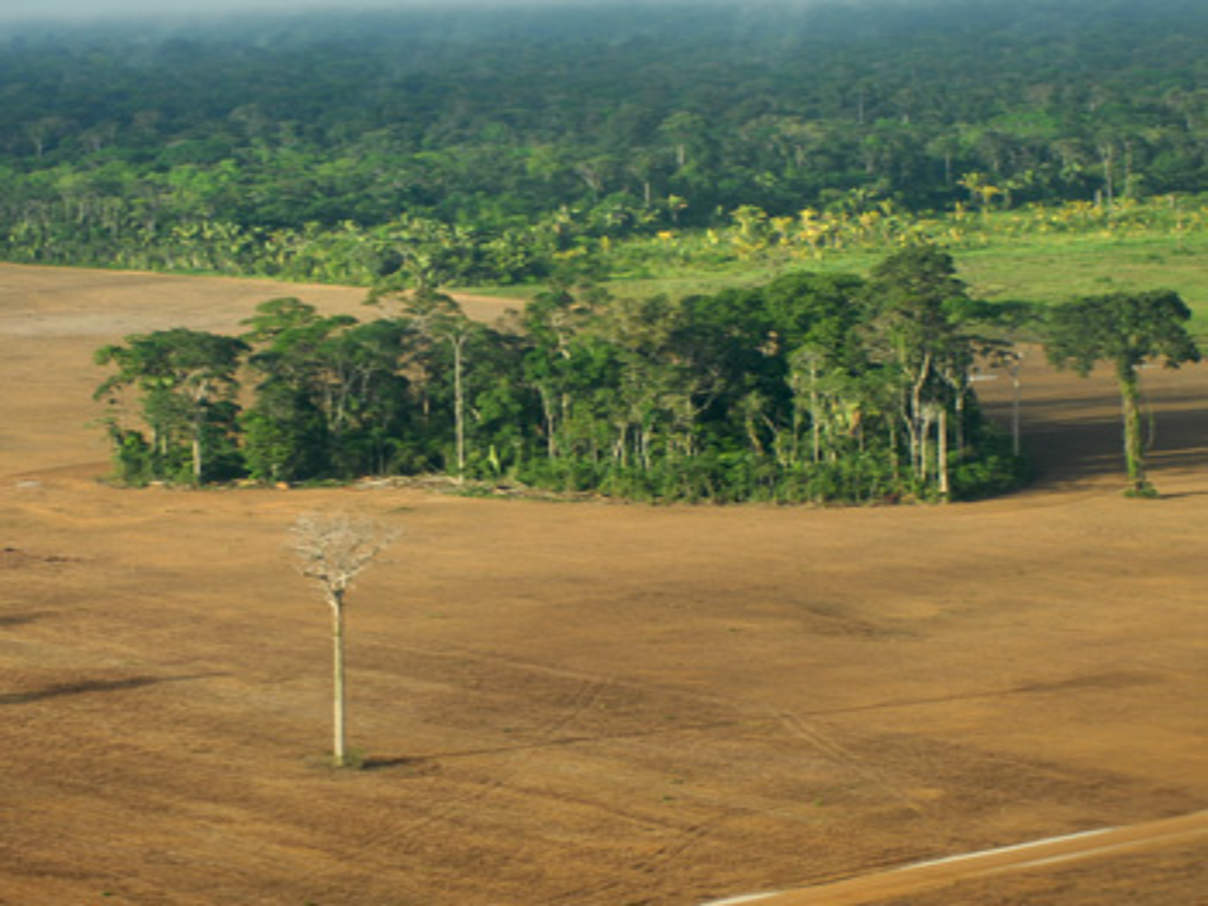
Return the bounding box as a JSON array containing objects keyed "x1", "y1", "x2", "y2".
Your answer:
[
  {"x1": 0, "y1": 611, "x2": 50, "y2": 628},
  {"x1": 359, "y1": 755, "x2": 442, "y2": 776},
  {"x1": 0, "y1": 672, "x2": 226, "y2": 705}
]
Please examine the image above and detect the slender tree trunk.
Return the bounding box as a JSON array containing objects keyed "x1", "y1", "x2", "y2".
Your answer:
[
  {"x1": 540, "y1": 389, "x2": 557, "y2": 459},
  {"x1": 888, "y1": 418, "x2": 900, "y2": 482},
  {"x1": 902, "y1": 412, "x2": 918, "y2": 478},
  {"x1": 453, "y1": 336, "x2": 465, "y2": 482},
  {"x1": 810, "y1": 363, "x2": 821, "y2": 463},
  {"x1": 909, "y1": 351, "x2": 931, "y2": 477},
  {"x1": 191, "y1": 403, "x2": 204, "y2": 484},
  {"x1": 918, "y1": 412, "x2": 930, "y2": 484},
  {"x1": 192, "y1": 433, "x2": 202, "y2": 484},
  {"x1": 330, "y1": 591, "x2": 346, "y2": 767},
  {"x1": 1010, "y1": 368, "x2": 1022, "y2": 456},
  {"x1": 1117, "y1": 366, "x2": 1146, "y2": 492},
  {"x1": 953, "y1": 389, "x2": 965, "y2": 460},
  {"x1": 937, "y1": 406, "x2": 950, "y2": 501}
]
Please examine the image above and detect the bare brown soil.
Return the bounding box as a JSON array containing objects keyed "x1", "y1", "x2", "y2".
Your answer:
[
  {"x1": 716, "y1": 810, "x2": 1208, "y2": 905},
  {"x1": 1, "y1": 262, "x2": 1205, "y2": 905}
]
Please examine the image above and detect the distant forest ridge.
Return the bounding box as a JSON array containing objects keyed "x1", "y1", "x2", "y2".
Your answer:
[{"x1": 3, "y1": 0, "x2": 1208, "y2": 282}]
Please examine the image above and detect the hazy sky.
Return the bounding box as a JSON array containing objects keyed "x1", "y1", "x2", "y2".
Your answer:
[
  {"x1": 0, "y1": 0, "x2": 899, "y2": 25},
  {"x1": 0, "y1": 0, "x2": 478, "y2": 22},
  {"x1": 0, "y1": 0, "x2": 927, "y2": 25}
]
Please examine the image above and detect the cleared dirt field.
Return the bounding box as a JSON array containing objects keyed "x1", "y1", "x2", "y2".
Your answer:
[{"x1": 1, "y1": 262, "x2": 1206, "y2": 905}]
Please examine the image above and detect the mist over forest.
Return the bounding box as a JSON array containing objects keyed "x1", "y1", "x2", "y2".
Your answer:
[{"x1": 2, "y1": 0, "x2": 1207, "y2": 282}]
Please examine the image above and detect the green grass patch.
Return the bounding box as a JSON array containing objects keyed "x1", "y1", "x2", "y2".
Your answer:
[{"x1": 583, "y1": 232, "x2": 1208, "y2": 339}]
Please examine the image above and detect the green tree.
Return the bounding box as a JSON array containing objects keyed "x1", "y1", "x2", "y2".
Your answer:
[
  {"x1": 865, "y1": 245, "x2": 972, "y2": 496},
  {"x1": 520, "y1": 277, "x2": 604, "y2": 460},
  {"x1": 1045, "y1": 291, "x2": 1201, "y2": 495},
  {"x1": 94, "y1": 328, "x2": 248, "y2": 483},
  {"x1": 370, "y1": 287, "x2": 480, "y2": 481}
]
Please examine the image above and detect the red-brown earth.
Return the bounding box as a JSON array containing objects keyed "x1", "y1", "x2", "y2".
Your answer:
[{"x1": 0, "y1": 262, "x2": 1205, "y2": 905}]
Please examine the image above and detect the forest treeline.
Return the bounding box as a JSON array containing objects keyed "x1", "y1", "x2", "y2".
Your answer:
[
  {"x1": 5, "y1": 1, "x2": 1208, "y2": 284},
  {"x1": 94, "y1": 246, "x2": 1034, "y2": 503}
]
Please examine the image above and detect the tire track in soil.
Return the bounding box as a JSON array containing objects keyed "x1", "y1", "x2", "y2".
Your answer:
[
  {"x1": 771, "y1": 709, "x2": 930, "y2": 818},
  {"x1": 360, "y1": 641, "x2": 940, "y2": 899},
  {"x1": 281, "y1": 676, "x2": 645, "y2": 902},
  {"x1": 702, "y1": 810, "x2": 1208, "y2": 906},
  {"x1": 422, "y1": 670, "x2": 736, "y2": 904},
  {"x1": 362, "y1": 647, "x2": 738, "y2": 903},
  {"x1": 546, "y1": 821, "x2": 718, "y2": 905},
  {"x1": 323, "y1": 672, "x2": 734, "y2": 896},
  {"x1": 363, "y1": 675, "x2": 617, "y2": 840}
]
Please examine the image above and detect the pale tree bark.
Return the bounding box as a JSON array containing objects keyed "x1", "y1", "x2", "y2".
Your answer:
[
  {"x1": 918, "y1": 405, "x2": 934, "y2": 485},
  {"x1": 909, "y1": 350, "x2": 932, "y2": 478},
  {"x1": 453, "y1": 334, "x2": 466, "y2": 482},
  {"x1": 330, "y1": 589, "x2": 346, "y2": 764},
  {"x1": 291, "y1": 513, "x2": 397, "y2": 767},
  {"x1": 936, "y1": 405, "x2": 950, "y2": 501},
  {"x1": 192, "y1": 434, "x2": 202, "y2": 484}
]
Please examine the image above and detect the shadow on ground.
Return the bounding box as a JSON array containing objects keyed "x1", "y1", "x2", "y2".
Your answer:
[{"x1": 0, "y1": 672, "x2": 227, "y2": 705}]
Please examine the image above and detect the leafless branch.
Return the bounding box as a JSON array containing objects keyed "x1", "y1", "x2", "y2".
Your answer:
[{"x1": 289, "y1": 512, "x2": 398, "y2": 603}]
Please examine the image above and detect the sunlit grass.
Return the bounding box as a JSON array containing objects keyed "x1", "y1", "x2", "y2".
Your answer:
[
  {"x1": 536, "y1": 233, "x2": 1208, "y2": 338},
  {"x1": 462, "y1": 199, "x2": 1208, "y2": 338}
]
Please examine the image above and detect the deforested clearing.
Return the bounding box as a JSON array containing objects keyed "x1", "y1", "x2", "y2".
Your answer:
[{"x1": 1, "y1": 263, "x2": 1206, "y2": 905}]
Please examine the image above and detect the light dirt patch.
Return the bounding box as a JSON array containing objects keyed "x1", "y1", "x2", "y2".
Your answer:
[{"x1": 0, "y1": 264, "x2": 1206, "y2": 905}]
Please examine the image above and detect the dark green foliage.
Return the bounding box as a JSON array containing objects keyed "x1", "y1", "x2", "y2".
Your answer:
[
  {"x1": 1045, "y1": 290, "x2": 1201, "y2": 493},
  {"x1": 1045, "y1": 290, "x2": 1201, "y2": 376},
  {"x1": 6, "y1": 2, "x2": 1208, "y2": 282},
  {"x1": 240, "y1": 385, "x2": 329, "y2": 483},
  {"x1": 93, "y1": 248, "x2": 1044, "y2": 501},
  {"x1": 94, "y1": 327, "x2": 248, "y2": 484},
  {"x1": 104, "y1": 425, "x2": 156, "y2": 487},
  {"x1": 950, "y1": 424, "x2": 1034, "y2": 501}
]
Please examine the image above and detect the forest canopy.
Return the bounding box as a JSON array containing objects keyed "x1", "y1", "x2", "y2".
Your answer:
[
  {"x1": 3, "y1": 0, "x2": 1208, "y2": 284},
  {"x1": 94, "y1": 247, "x2": 1033, "y2": 503}
]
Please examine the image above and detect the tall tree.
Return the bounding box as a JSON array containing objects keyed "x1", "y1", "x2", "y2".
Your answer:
[
  {"x1": 370, "y1": 287, "x2": 480, "y2": 481},
  {"x1": 94, "y1": 328, "x2": 248, "y2": 483},
  {"x1": 520, "y1": 279, "x2": 598, "y2": 460},
  {"x1": 1046, "y1": 290, "x2": 1201, "y2": 495},
  {"x1": 865, "y1": 245, "x2": 971, "y2": 495},
  {"x1": 290, "y1": 512, "x2": 398, "y2": 768}
]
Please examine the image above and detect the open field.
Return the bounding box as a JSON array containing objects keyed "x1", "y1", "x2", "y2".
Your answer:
[
  {"x1": 1, "y1": 261, "x2": 1206, "y2": 905},
  {"x1": 556, "y1": 232, "x2": 1208, "y2": 338}
]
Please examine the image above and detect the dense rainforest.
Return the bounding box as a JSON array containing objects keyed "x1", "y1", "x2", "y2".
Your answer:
[
  {"x1": 94, "y1": 246, "x2": 1034, "y2": 503},
  {"x1": 4, "y1": 0, "x2": 1208, "y2": 284}
]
